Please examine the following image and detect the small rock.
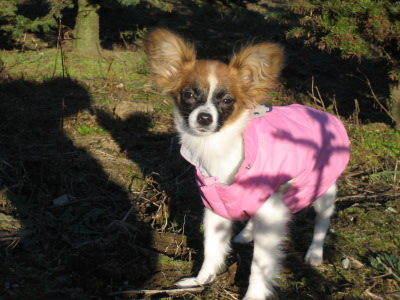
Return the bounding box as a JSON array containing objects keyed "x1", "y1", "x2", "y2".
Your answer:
[
  {"x1": 342, "y1": 258, "x2": 351, "y2": 269},
  {"x1": 386, "y1": 207, "x2": 397, "y2": 213},
  {"x1": 53, "y1": 194, "x2": 73, "y2": 206}
]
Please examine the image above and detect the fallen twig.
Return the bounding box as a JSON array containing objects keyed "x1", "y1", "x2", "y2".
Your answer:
[
  {"x1": 350, "y1": 69, "x2": 395, "y2": 123},
  {"x1": 309, "y1": 76, "x2": 327, "y2": 111},
  {"x1": 221, "y1": 288, "x2": 239, "y2": 300},
  {"x1": 362, "y1": 288, "x2": 385, "y2": 300},
  {"x1": 108, "y1": 286, "x2": 204, "y2": 297}
]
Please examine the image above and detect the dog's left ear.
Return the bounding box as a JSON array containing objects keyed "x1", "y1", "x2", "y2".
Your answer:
[
  {"x1": 144, "y1": 28, "x2": 196, "y2": 94},
  {"x1": 229, "y1": 43, "x2": 284, "y2": 105}
]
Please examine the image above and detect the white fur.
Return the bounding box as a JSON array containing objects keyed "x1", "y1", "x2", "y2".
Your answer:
[
  {"x1": 244, "y1": 194, "x2": 290, "y2": 299},
  {"x1": 186, "y1": 65, "x2": 221, "y2": 136},
  {"x1": 175, "y1": 108, "x2": 249, "y2": 184},
  {"x1": 206, "y1": 70, "x2": 218, "y2": 103},
  {"x1": 305, "y1": 183, "x2": 336, "y2": 266},
  {"x1": 176, "y1": 208, "x2": 233, "y2": 287},
  {"x1": 176, "y1": 106, "x2": 337, "y2": 299}
]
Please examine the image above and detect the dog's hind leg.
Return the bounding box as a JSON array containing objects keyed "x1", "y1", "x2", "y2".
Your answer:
[
  {"x1": 305, "y1": 183, "x2": 336, "y2": 266},
  {"x1": 234, "y1": 220, "x2": 254, "y2": 244},
  {"x1": 176, "y1": 208, "x2": 233, "y2": 287},
  {"x1": 244, "y1": 194, "x2": 290, "y2": 300}
]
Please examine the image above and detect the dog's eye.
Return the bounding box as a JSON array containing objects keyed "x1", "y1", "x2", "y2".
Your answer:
[
  {"x1": 183, "y1": 91, "x2": 193, "y2": 99},
  {"x1": 223, "y1": 98, "x2": 234, "y2": 105}
]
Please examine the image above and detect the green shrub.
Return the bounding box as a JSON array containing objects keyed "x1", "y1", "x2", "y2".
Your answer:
[{"x1": 287, "y1": 0, "x2": 400, "y2": 125}]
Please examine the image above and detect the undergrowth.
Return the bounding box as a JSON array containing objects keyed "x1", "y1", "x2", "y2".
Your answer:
[
  {"x1": 0, "y1": 2, "x2": 399, "y2": 299},
  {"x1": 0, "y1": 49, "x2": 146, "y2": 83},
  {"x1": 348, "y1": 124, "x2": 400, "y2": 187}
]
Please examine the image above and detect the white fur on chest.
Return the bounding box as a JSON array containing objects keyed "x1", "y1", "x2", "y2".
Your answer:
[{"x1": 177, "y1": 109, "x2": 250, "y2": 185}]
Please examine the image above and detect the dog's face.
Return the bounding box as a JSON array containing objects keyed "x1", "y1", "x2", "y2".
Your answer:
[
  {"x1": 172, "y1": 60, "x2": 244, "y2": 135},
  {"x1": 144, "y1": 29, "x2": 284, "y2": 136}
]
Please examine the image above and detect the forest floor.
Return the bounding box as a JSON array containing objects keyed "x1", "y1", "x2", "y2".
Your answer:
[{"x1": 0, "y1": 1, "x2": 399, "y2": 299}]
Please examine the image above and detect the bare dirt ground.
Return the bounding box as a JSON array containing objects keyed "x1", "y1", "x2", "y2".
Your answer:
[{"x1": 1, "y1": 1, "x2": 399, "y2": 299}]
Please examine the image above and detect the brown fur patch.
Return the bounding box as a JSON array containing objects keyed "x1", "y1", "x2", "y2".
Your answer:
[
  {"x1": 144, "y1": 29, "x2": 196, "y2": 93},
  {"x1": 229, "y1": 43, "x2": 284, "y2": 105}
]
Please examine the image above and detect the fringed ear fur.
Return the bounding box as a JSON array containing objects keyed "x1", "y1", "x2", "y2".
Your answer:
[
  {"x1": 229, "y1": 43, "x2": 284, "y2": 105},
  {"x1": 144, "y1": 29, "x2": 196, "y2": 93}
]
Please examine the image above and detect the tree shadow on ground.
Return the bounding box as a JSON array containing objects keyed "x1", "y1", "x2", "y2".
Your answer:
[
  {"x1": 94, "y1": 108, "x2": 206, "y2": 252},
  {"x1": 0, "y1": 1, "x2": 392, "y2": 298},
  {"x1": 0, "y1": 77, "x2": 156, "y2": 299}
]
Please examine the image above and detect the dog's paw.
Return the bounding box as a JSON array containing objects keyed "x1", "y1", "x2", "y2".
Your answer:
[
  {"x1": 305, "y1": 246, "x2": 323, "y2": 266},
  {"x1": 243, "y1": 298, "x2": 276, "y2": 300},
  {"x1": 243, "y1": 290, "x2": 276, "y2": 300},
  {"x1": 233, "y1": 231, "x2": 253, "y2": 244},
  {"x1": 175, "y1": 277, "x2": 201, "y2": 288},
  {"x1": 244, "y1": 283, "x2": 276, "y2": 300},
  {"x1": 176, "y1": 273, "x2": 217, "y2": 288}
]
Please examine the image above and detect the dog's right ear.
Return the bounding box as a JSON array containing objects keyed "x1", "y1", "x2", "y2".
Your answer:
[
  {"x1": 144, "y1": 29, "x2": 196, "y2": 93},
  {"x1": 229, "y1": 43, "x2": 284, "y2": 106}
]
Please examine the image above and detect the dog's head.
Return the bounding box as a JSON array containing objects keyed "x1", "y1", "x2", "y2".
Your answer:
[{"x1": 144, "y1": 28, "x2": 284, "y2": 136}]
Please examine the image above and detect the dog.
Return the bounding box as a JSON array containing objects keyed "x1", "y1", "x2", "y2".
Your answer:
[{"x1": 144, "y1": 28, "x2": 350, "y2": 299}]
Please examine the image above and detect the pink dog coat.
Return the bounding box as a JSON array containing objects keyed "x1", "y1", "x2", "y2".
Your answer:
[{"x1": 181, "y1": 104, "x2": 350, "y2": 221}]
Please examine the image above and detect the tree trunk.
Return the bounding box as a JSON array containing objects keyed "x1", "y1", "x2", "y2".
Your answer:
[
  {"x1": 389, "y1": 81, "x2": 400, "y2": 129},
  {"x1": 73, "y1": 0, "x2": 100, "y2": 53}
]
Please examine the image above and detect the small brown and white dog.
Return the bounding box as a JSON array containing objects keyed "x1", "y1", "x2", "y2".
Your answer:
[{"x1": 144, "y1": 29, "x2": 349, "y2": 299}]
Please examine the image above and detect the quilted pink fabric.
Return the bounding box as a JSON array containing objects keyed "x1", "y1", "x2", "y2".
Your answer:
[{"x1": 181, "y1": 104, "x2": 350, "y2": 221}]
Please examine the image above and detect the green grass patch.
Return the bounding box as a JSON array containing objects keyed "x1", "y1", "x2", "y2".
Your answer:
[
  {"x1": 0, "y1": 49, "x2": 147, "y2": 83},
  {"x1": 370, "y1": 253, "x2": 400, "y2": 282},
  {"x1": 348, "y1": 124, "x2": 399, "y2": 183},
  {"x1": 0, "y1": 213, "x2": 22, "y2": 231},
  {"x1": 334, "y1": 201, "x2": 400, "y2": 257},
  {"x1": 76, "y1": 124, "x2": 106, "y2": 136}
]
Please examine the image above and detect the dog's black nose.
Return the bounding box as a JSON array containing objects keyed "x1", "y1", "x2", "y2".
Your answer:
[{"x1": 197, "y1": 112, "x2": 213, "y2": 126}]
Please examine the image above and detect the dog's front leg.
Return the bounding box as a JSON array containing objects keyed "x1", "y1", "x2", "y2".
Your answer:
[
  {"x1": 244, "y1": 194, "x2": 290, "y2": 300},
  {"x1": 176, "y1": 208, "x2": 233, "y2": 288}
]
